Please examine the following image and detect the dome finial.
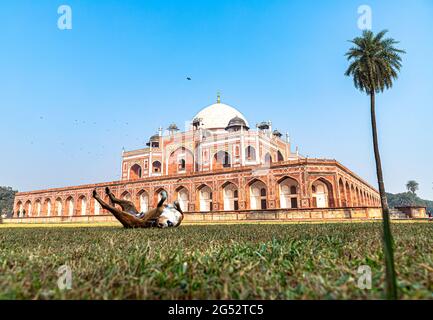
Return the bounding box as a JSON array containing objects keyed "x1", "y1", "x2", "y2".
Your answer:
[{"x1": 216, "y1": 91, "x2": 221, "y2": 103}]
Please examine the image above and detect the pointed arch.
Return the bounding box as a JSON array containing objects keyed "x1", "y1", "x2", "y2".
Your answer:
[
  {"x1": 339, "y1": 179, "x2": 347, "y2": 207},
  {"x1": 24, "y1": 200, "x2": 32, "y2": 217},
  {"x1": 345, "y1": 182, "x2": 352, "y2": 206},
  {"x1": 93, "y1": 196, "x2": 101, "y2": 215},
  {"x1": 78, "y1": 195, "x2": 87, "y2": 216},
  {"x1": 277, "y1": 150, "x2": 284, "y2": 162},
  {"x1": 66, "y1": 196, "x2": 74, "y2": 216},
  {"x1": 175, "y1": 186, "x2": 189, "y2": 212},
  {"x1": 197, "y1": 184, "x2": 212, "y2": 212},
  {"x1": 152, "y1": 161, "x2": 162, "y2": 173},
  {"x1": 120, "y1": 191, "x2": 131, "y2": 201},
  {"x1": 245, "y1": 146, "x2": 256, "y2": 161},
  {"x1": 35, "y1": 199, "x2": 42, "y2": 217},
  {"x1": 214, "y1": 151, "x2": 231, "y2": 169},
  {"x1": 15, "y1": 201, "x2": 23, "y2": 217},
  {"x1": 311, "y1": 178, "x2": 335, "y2": 208},
  {"x1": 278, "y1": 176, "x2": 299, "y2": 209},
  {"x1": 354, "y1": 187, "x2": 360, "y2": 207},
  {"x1": 129, "y1": 164, "x2": 142, "y2": 180},
  {"x1": 222, "y1": 182, "x2": 238, "y2": 211},
  {"x1": 136, "y1": 189, "x2": 149, "y2": 212},
  {"x1": 55, "y1": 198, "x2": 63, "y2": 216},
  {"x1": 350, "y1": 184, "x2": 356, "y2": 207},
  {"x1": 168, "y1": 147, "x2": 194, "y2": 174},
  {"x1": 264, "y1": 152, "x2": 272, "y2": 165},
  {"x1": 248, "y1": 179, "x2": 267, "y2": 210},
  {"x1": 43, "y1": 198, "x2": 52, "y2": 216}
]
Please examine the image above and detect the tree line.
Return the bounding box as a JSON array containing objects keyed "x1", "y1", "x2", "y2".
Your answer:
[{"x1": 0, "y1": 186, "x2": 17, "y2": 218}]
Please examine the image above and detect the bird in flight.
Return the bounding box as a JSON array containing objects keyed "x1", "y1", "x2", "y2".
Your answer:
[{"x1": 186, "y1": 77, "x2": 191, "y2": 80}]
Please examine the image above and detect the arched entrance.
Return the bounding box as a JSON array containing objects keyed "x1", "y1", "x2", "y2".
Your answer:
[
  {"x1": 223, "y1": 183, "x2": 238, "y2": 210},
  {"x1": 250, "y1": 180, "x2": 267, "y2": 210},
  {"x1": 44, "y1": 199, "x2": 52, "y2": 216},
  {"x1": 56, "y1": 198, "x2": 63, "y2": 216},
  {"x1": 279, "y1": 177, "x2": 298, "y2": 209},
  {"x1": 355, "y1": 187, "x2": 360, "y2": 206},
  {"x1": 121, "y1": 191, "x2": 131, "y2": 201},
  {"x1": 168, "y1": 147, "x2": 194, "y2": 174},
  {"x1": 277, "y1": 150, "x2": 284, "y2": 162},
  {"x1": 16, "y1": 201, "x2": 23, "y2": 217},
  {"x1": 264, "y1": 153, "x2": 272, "y2": 165},
  {"x1": 339, "y1": 179, "x2": 346, "y2": 207},
  {"x1": 129, "y1": 164, "x2": 142, "y2": 180},
  {"x1": 311, "y1": 179, "x2": 334, "y2": 208},
  {"x1": 176, "y1": 187, "x2": 189, "y2": 212},
  {"x1": 152, "y1": 161, "x2": 162, "y2": 173},
  {"x1": 345, "y1": 182, "x2": 352, "y2": 206},
  {"x1": 66, "y1": 197, "x2": 74, "y2": 216},
  {"x1": 214, "y1": 151, "x2": 231, "y2": 170},
  {"x1": 245, "y1": 146, "x2": 256, "y2": 161},
  {"x1": 137, "y1": 190, "x2": 149, "y2": 212},
  {"x1": 350, "y1": 185, "x2": 357, "y2": 206},
  {"x1": 94, "y1": 198, "x2": 101, "y2": 215},
  {"x1": 35, "y1": 200, "x2": 42, "y2": 217},
  {"x1": 25, "y1": 200, "x2": 32, "y2": 217},
  {"x1": 78, "y1": 195, "x2": 87, "y2": 216},
  {"x1": 198, "y1": 185, "x2": 212, "y2": 212}
]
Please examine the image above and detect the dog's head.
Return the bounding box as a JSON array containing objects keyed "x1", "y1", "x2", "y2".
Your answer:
[{"x1": 157, "y1": 202, "x2": 183, "y2": 228}]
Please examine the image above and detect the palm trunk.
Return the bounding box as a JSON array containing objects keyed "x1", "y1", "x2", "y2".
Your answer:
[{"x1": 370, "y1": 91, "x2": 398, "y2": 299}]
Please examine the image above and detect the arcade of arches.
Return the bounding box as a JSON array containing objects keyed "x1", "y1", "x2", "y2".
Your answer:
[{"x1": 13, "y1": 160, "x2": 381, "y2": 218}]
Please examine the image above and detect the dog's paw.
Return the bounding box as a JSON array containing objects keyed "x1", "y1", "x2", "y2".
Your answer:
[{"x1": 173, "y1": 200, "x2": 182, "y2": 212}]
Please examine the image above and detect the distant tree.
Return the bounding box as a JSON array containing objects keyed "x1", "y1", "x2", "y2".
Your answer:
[
  {"x1": 345, "y1": 29, "x2": 405, "y2": 299},
  {"x1": 0, "y1": 186, "x2": 17, "y2": 218},
  {"x1": 387, "y1": 192, "x2": 433, "y2": 214},
  {"x1": 406, "y1": 180, "x2": 419, "y2": 194}
]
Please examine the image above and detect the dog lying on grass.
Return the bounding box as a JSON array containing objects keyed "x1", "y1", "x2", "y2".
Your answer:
[{"x1": 92, "y1": 187, "x2": 184, "y2": 228}]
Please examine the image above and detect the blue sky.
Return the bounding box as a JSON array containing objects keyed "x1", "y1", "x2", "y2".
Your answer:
[{"x1": 1, "y1": 0, "x2": 432, "y2": 199}]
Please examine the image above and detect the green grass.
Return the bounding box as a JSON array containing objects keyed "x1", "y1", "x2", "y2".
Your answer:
[{"x1": 0, "y1": 223, "x2": 432, "y2": 299}]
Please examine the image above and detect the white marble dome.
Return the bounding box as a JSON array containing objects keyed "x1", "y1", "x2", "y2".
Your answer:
[{"x1": 192, "y1": 102, "x2": 249, "y2": 130}]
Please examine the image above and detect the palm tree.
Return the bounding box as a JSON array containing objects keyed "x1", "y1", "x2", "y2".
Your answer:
[
  {"x1": 345, "y1": 30, "x2": 405, "y2": 299},
  {"x1": 406, "y1": 180, "x2": 419, "y2": 194}
]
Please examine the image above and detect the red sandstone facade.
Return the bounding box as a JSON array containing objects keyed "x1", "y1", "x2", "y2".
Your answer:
[
  {"x1": 13, "y1": 159, "x2": 380, "y2": 219},
  {"x1": 13, "y1": 98, "x2": 381, "y2": 222}
]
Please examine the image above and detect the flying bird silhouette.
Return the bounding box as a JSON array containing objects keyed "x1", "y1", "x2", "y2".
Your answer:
[{"x1": 186, "y1": 77, "x2": 191, "y2": 80}]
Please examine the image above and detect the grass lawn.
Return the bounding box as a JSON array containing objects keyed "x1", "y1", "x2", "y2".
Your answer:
[{"x1": 0, "y1": 222, "x2": 432, "y2": 299}]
